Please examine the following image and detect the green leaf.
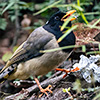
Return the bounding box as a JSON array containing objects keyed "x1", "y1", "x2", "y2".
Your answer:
[
  {"x1": 13, "y1": 46, "x2": 18, "y2": 52},
  {"x1": 55, "y1": 4, "x2": 83, "y2": 11},
  {"x1": 80, "y1": 12, "x2": 88, "y2": 24},
  {"x1": 46, "y1": 72, "x2": 52, "y2": 77},
  {"x1": 2, "y1": 52, "x2": 13, "y2": 62},
  {"x1": 73, "y1": 79, "x2": 82, "y2": 93},
  {"x1": 62, "y1": 87, "x2": 71, "y2": 93},
  {"x1": 0, "y1": 18, "x2": 7, "y2": 30},
  {"x1": 80, "y1": 2, "x2": 93, "y2": 6},
  {"x1": 18, "y1": 1, "x2": 27, "y2": 5},
  {"x1": 76, "y1": 0, "x2": 88, "y2": 24},
  {"x1": 72, "y1": 4, "x2": 83, "y2": 11},
  {"x1": 30, "y1": 76, "x2": 34, "y2": 80},
  {"x1": 62, "y1": 88, "x2": 67, "y2": 92},
  {"x1": 2, "y1": 2, "x2": 14, "y2": 14},
  {"x1": 33, "y1": 0, "x2": 62, "y2": 15},
  {"x1": 10, "y1": 15, "x2": 16, "y2": 22}
]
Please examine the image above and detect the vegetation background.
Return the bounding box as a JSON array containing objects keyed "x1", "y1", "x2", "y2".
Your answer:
[{"x1": 0, "y1": 0, "x2": 100, "y2": 99}]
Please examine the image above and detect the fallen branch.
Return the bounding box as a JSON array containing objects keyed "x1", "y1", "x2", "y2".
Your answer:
[{"x1": 5, "y1": 71, "x2": 64, "y2": 100}]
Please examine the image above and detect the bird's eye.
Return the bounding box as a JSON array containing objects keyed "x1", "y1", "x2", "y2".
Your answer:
[{"x1": 55, "y1": 16, "x2": 60, "y2": 20}]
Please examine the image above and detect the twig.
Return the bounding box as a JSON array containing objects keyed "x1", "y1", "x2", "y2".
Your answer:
[
  {"x1": 66, "y1": 89, "x2": 73, "y2": 100},
  {"x1": 5, "y1": 73, "x2": 64, "y2": 100}
]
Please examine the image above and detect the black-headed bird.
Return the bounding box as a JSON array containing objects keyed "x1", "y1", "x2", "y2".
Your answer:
[{"x1": 0, "y1": 10, "x2": 76, "y2": 96}]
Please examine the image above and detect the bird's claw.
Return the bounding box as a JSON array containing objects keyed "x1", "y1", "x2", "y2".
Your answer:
[
  {"x1": 39, "y1": 85, "x2": 52, "y2": 97},
  {"x1": 56, "y1": 67, "x2": 80, "y2": 78}
]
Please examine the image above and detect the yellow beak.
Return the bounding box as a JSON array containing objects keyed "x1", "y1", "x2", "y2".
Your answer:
[{"x1": 61, "y1": 10, "x2": 76, "y2": 21}]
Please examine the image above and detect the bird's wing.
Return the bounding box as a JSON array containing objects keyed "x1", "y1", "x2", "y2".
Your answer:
[{"x1": 0, "y1": 28, "x2": 53, "y2": 73}]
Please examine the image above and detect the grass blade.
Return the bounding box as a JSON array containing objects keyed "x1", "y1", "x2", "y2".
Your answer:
[
  {"x1": 33, "y1": 0, "x2": 62, "y2": 16},
  {"x1": 60, "y1": 15, "x2": 74, "y2": 31},
  {"x1": 86, "y1": 24, "x2": 100, "y2": 29},
  {"x1": 83, "y1": 12, "x2": 100, "y2": 15},
  {"x1": 57, "y1": 25, "x2": 78, "y2": 43},
  {"x1": 80, "y1": 12, "x2": 88, "y2": 24},
  {"x1": 2, "y1": 2, "x2": 14, "y2": 14},
  {"x1": 77, "y1": 0, "x2": 88, "y2": 24},
  {"x1": 77, "y1": 0, "x2": 80, "y2": 6},
  {"x1": 82, "y1": 45, "x2": 86, "y2": 52},
  {"x1": 56, "y1": 4, "x2": 83, "y2": 11},
  {"x1": 40, "y1": 45, "x2": 81, "y2": 53},
  {"x1": 92, "y1": 18, "x2": 100, "y2": 27}
]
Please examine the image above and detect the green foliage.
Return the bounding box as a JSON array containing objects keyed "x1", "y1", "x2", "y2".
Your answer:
[
  {"x1": 2, "y1": 0, "x2": 33, "y2": 14},
  {"x1": 93, "y1": 93, "x2": 100, "y2": 100},
  {"x1": 77, "y1": 0, "x2": 88, "y2": 24},
  {"x1": 81, "y1": 87, "x2": 100, "y2": 92},
  {"x1": 33, "y1": 0, "x2": 62, "y2": 16},
  {"x1": 62, "y1": 87, "x2": 71, "y2": 93},
  {"x1": 2, "y1": 52, "x2": 13, "y2": 62},
  {"x1": 13, "y1": 46, "x2": 18, "y2": 52},
  {"x1": 33, "y1": 20, "x2": 45, "y2": 28},
  {"x1": 73, "y1": 79, "x2": 82, "y2": 93},
  {"x1": 46, "y1": 72, "x2": 52, "y2": 77},
  {"x1": 86, "y1": 18, "x2": 100, "y2": 29},
  {"x1": 2, "y1": 0, "x2": 34, "y2": 22},
  {"x1": 82, "y1": 45, "x2": 86, "y2": 52},
  {"x1": 60, "y1": 15, "x2": 75, "y2": 31},
  {"x1": 0, "y1": 2, "x2": 7, "y2": 30},
  {"x1": 30, "y1": 76, "x2": 34, "y2": 80},
  {"x1": 0, "y1": 0, "x2": 100, "y2": 31},
  {"x1": 2, "y1": 46, "x2": 18, "y2": 62},
  {"x1": 0, "y1": 18, "x2": 7, "y2": 30},
  {"x1": 73, "y1": 79, "x2": 100, "y2": 99},
  {"x1": 93, "y1": 3, "x2": 100, "y2": 11}
]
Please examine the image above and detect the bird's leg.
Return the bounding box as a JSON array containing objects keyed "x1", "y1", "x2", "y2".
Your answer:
[
  {"x1": 34, "y1": 78, "x2": 52, "y2": 97},
  {"x1": 56, "y1": 67, "x2": 80, "y2": 78}
]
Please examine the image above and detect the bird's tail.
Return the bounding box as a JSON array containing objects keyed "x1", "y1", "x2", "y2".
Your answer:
[{"x1": 0, "y1": 65, "x2": 17, "y2": 83}]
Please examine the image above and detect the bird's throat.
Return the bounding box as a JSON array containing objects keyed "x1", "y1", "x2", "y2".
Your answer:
[{"x1": 43, "y1": 25, "x2": 76, "y2": 53}]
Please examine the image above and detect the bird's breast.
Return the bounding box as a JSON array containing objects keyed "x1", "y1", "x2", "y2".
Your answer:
[
  {"x1": 8, "y1": 34, "x2": 69, "y2": 80},
  {"x1": 24, "y1": 49, "x2": 68, "y2": 77}
]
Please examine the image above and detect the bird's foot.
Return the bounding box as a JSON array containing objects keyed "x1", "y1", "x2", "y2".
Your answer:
[
  {"x1": 56, "y1": 67, "x2": 80, "y2": 78},
  {"x1": 34, "y1": 78, "x2": 52, "y2": 97},
  {"x1": 39, "y1": 84, "x2": 52, "y2": 97}
]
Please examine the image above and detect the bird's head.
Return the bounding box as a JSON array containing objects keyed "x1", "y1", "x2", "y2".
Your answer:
[
  {"x1": 43, "y1": 10, "x2": 76, "y2": 52},
  {"x1": 45, "y1": 10, "x2": 76, "y2": 31}
]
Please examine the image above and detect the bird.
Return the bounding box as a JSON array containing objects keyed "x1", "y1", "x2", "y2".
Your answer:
[{"x1": 0, "y1": 10, "x2": 77, "y2": 97}]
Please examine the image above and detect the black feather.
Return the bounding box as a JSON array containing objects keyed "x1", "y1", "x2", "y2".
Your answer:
[{"x1": 43, "y1": 11, "x2": 76, "y2": 52}]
